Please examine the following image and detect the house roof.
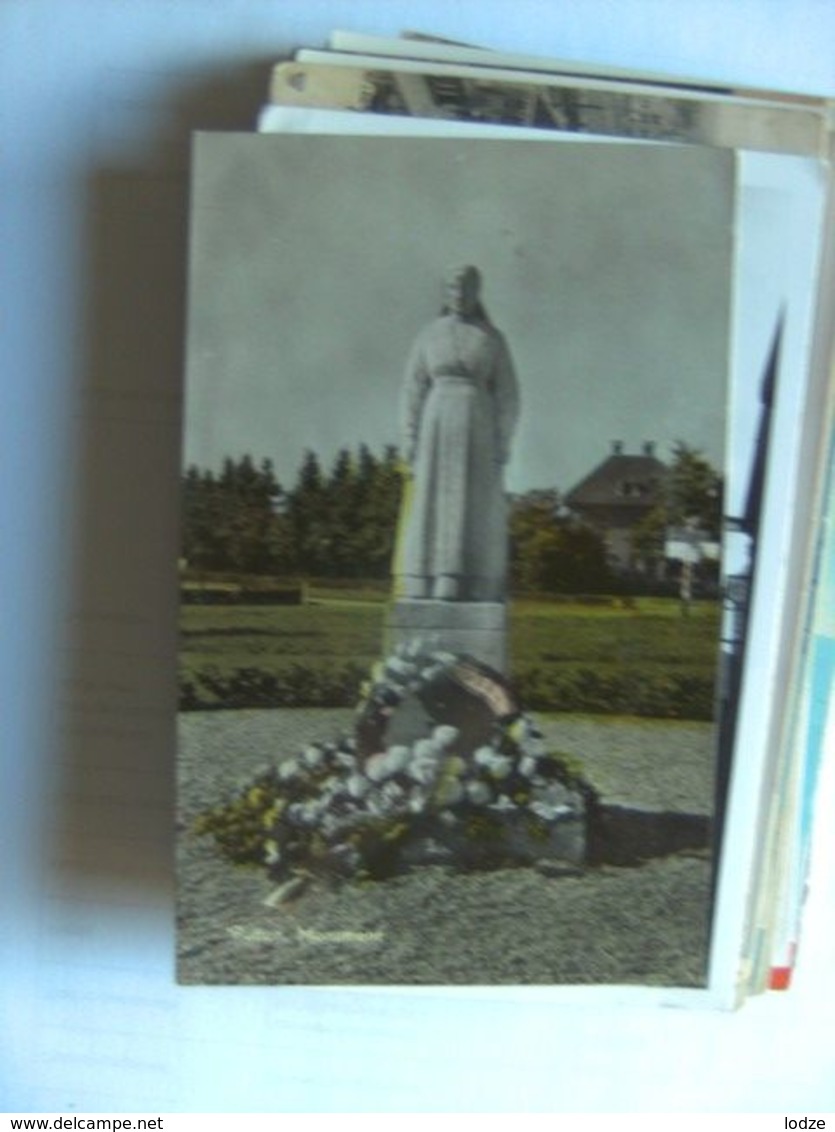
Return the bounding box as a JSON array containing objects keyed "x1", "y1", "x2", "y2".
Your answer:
[{"x1": 565, "y1": 452, "x2": 668, "y2": 510}]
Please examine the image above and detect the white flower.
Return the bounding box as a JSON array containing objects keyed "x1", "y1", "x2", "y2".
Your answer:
[
  {"x1": 287, "y1": 801, "x2": 321, "y2": 826},
  {"x1": 532, "y1": 782, "x2": 571, "y2": 808},
  {"x1": 519, "y1": 755, "x2": 539, "y2": 779},
  {"x1": 419, "y1": 663, "x2": 444, "y2": 684},
  {"x1": 364, "y1": 788, "x2": 390, "y2": 818},
  {"x1": 408, "y1": 738, "x2": 442, "y2": 785},
  {"x1": 365, "y1": 753, "x2": 390, "y2": 782},
  {"x1": 367, "y1": 745, "x2": 412, "y2": 782},
  {"x1": 408, "y1": 788, "x2": 429, "y2": 813},
  {"x1": 278, "y1": 757, "x2": 301, "y2": 782},
  {"x1": 413, "y1": 737, "x2": 437, "y2": 760},
  {"x1": 381, "y1": 780, "x2": 406, "y2": 808},
  {"x1": 302, "y1": 745, "x2": 325, "y2": 770},
  {"x1": 386, "y1": 656, "x2": 417, "y2": 678},
  {"x1": 347, "y1": 774, "x2": 371, "y2": 799},
  {"x1": 410, "y1": 760, "x2": 438, "y2": 787},
  {"x1": 320, "y1": 812, "x2": 344, "y2": 838},
  {"x1": 466, "y1": 780, "x2": 492, "y2": 805},
  {"x1": 490, "y1": 795, "x2": 516, "y2": 812},
  {"x1": 383, "y1": 745, "x2": 411, "y2": 776},
  {"x1": 530, "y1": 800, "x2": 571, "y2": 822},
  {"x1": 474, "y1": 746, "x2": 512, "y2": 778},
  {"x1": 493, "y1": 755, "x2": 513, "y2": 778},
  {"x1": 432, "y1": 725, "x2": 459, "y2": 748},
  {"x1": 327, "y1": 777, "x2": 355, "y2": 806}
]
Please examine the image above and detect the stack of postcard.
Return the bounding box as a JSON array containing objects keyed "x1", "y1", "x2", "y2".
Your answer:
[{"x1": 177, "y1": 29, "x2": 835, "y2": 1006}]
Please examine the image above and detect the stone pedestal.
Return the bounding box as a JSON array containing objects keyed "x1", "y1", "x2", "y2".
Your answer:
[{"x1": 385, "y1": 599, "x2": 507, "y2": 673}]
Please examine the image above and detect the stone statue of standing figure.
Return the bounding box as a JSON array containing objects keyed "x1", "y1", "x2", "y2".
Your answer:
[{"x1": 395, "y1": 266, "x2": 520, "y2": 603}]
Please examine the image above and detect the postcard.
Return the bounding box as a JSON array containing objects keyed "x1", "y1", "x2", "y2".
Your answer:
[{"x1": 178, "y1": 132, "x2": 736, "y2": 986}]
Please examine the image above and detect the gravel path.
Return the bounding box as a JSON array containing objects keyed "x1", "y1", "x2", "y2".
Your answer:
[{"x1": 178, "y1": 709, "x2": 717, "y2": 986}]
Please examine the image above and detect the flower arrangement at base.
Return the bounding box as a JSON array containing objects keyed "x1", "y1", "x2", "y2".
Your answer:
[{"x1": 194, "y1": 644, "x2": 595, "y2": 883}]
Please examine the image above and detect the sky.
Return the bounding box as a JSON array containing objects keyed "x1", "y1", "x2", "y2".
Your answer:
[{"x1": 183, "y1": 132, "x2": 735, "y2": 496}]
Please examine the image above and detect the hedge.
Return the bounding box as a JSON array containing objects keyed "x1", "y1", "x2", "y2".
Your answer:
[{"x1": 179, "y1": 660, "x2": 715, "y2": 720}]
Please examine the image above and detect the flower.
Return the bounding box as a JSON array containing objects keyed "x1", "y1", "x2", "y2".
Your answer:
[
  {"x1": 530, "y1": 800, "x2": 571, "y2": 822},
  {"x1": 302, "y1": 745, "x2": 325, "y2": 770},
  {"x1": 474, "y1": 746, "x2": 512, "y2": 779},
  {"x1": 385, "y1": 655, "x2": 418, "y2": 679},
  {"x1": 519, "y1": 755, "x2": 539, "y2": 779},
  {"x1": 466, "y1": 780, "x2": 493, "y2": 805},
  {"x1": 406, "y1": 736, "x2": 445, "y2": 785},
  {"x1": 383, "y1": 745, "x2": 411, "y2": 776},
  {"x1": 278, "y1": 757, "x2": 302, "y2": 782},
  {"x1": 532, "y1": 781, "x2": 572, "y2": 808},
  {"x1": 407, "y1": 791, "x2": 428, "y2": 814},
  {"x1": 364, "y1": 788, "x2": 389, "y2": 818},
  {"x1": 365, "y1": 752, "x2": 390, "y2": 783},
  {"x1": 381, "y1": 780, "x2": 406, "y2": 808},
  {"x1": 196, "y1": 643, "x2": 591, "y2": 884},
  {"x1": 286, "y1": 801, "x2": 321, "y2": 827},
  {"x1": 474, "y1": 745, "x2": 496, "y2": 767},
  {"x1": 320, "y1": 812, "x2": 345, "y2": 838},
  {"x1": 506, "y1": 715, "x2": 546, "y2": 757},
  {"x1": 347, "y1": 774, "x2": 371, "y2": 800},
  {"x1": 433, "y1": 777, "x2": 464, "y2": 807},
  {"x1": 432, "y1": 724, "x2": 459, "y2": 749}
]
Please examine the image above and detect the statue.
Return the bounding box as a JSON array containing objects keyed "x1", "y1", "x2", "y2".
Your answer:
[{"x1": 395, "y1": 266, "x2": 520, "y2": 603}]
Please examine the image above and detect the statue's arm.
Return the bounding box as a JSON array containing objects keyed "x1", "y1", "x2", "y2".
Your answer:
[
  {"x1": 400, "y1": 334, "x2": 431, "y2": 468},
  {"x1": 493, "y1": 335, "x2": 520, "y2": 466}
]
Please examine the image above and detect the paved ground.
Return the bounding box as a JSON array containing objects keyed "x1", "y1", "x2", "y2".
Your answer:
[
  {"x1": 178, "y1": 708, "x2": 716, "y2": 819},
  {"x1": 177, "y1": 709, "x2": 717, "y2": 986}
]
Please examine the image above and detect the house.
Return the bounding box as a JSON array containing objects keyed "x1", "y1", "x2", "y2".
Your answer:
[{"x1": 563, "y1": 441, "x2": 668, "y2": 574}]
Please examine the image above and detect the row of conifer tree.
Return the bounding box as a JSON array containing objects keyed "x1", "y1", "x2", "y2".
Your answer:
[{"x1": 181, "y1": 442, "x2": 722, "y2": 592}]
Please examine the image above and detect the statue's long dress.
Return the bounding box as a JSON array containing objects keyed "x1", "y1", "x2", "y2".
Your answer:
[{"x1": 396, "y1": 315, "x2": 519, "y2": 602}]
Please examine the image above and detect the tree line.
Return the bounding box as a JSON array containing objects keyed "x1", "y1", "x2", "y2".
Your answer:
[
  {"x1": 181, "y1": 442, "x2": 723, "y2": 592},
  {"x1": 181, "y1": 446, "x2": 401, "y2": 578}
]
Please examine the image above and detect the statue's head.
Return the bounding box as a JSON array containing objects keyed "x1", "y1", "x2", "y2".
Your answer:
[{"x1": 443, "y1": 264, "x2": 482, "y2": 319}]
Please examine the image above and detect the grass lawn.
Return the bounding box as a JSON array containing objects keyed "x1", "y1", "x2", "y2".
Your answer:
[
  {"x1": 508, "y1": 596, "x2": 720, "y2": 670},
  {"x1": 181, "y1": 592, "x2": 721, "y2": 717},
  {"x1": 180, "y1": 601, "x2": 384, "y2": 674}
]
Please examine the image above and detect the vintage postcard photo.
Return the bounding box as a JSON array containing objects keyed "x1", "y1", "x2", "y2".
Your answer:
[{"x1": 177, "y1": 133, "x2": 735, "y2": 985}]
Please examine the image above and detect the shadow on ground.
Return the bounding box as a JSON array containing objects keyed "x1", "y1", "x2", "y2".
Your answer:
[{"x1": 589, "y1": 805, "x2": 710, "y2": 867}]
